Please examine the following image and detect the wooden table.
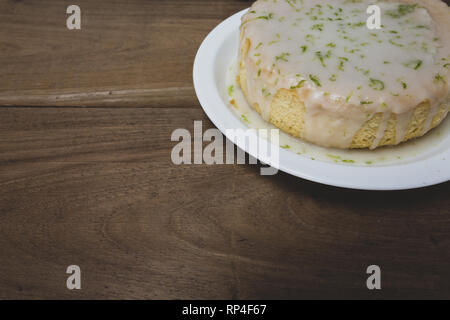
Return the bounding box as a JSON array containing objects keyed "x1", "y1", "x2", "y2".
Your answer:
[{"x1": 0, "y1": 0, "x2": 449, "y2": 300}]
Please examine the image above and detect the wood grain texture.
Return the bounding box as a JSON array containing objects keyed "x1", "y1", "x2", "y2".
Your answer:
[
  {"x1": 0, "y1": 0, "x2": 248, "y2": 107},
  {"x1": 0, "y1": 0, "x2": 450, "y2": 300}
]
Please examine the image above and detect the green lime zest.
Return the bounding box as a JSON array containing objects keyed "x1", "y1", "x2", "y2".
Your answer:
[
  {"x1": 403, "y1": 59, "x2": 423, "y2": 70},
  {"x1": 275, "y1": 52, "x2": 290, "y2": 62},
  {"x1": 386, "y1": 4, "x2": 417, "y2": 18},
  {"x1": 257, "y1": 13, "x2": 274, "y2": 20},
  {"x1": 241, "y1": 114, "x2": 250, "y2": 123},
  {"x1": 369, "y1": 78, "x2": 385, "y2": 91},
  {"x1": 227, "y1": 85, "x2": 234, "y2": 97},
  {"x1": 290, "y1": 80, "x2": 306, "y2": 89},
  {"x1": 309, "y1": 74, "x2": 321, "y2": 87}
]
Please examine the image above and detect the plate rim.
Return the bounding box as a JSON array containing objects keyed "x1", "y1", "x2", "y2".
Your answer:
[{"x1": 193, "y1": 8, "x2": 450, "y2": 190}]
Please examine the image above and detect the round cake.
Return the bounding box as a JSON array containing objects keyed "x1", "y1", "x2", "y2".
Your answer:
[{"x1": 238, "y1": 0, "x2": 450, "y2": 149}]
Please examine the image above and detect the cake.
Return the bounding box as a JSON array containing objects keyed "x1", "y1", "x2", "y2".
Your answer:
[{"x1": 238, "y1": 0, "x2": 449, "y2": 149}]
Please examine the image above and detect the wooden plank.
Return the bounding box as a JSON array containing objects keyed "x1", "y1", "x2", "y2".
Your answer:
[
  {"x1": 0, "y1": 107, "x2": 449, "y2": 299},
  {"x1": 0, "y1": 0, "x2": 248, "y2": 107},
  {"x1": 1, "y1": 0, "x2": 450, "y2": 300}
]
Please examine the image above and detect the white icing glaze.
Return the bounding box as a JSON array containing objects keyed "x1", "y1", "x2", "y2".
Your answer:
[
  {"x1": 239, "y1": 0, "x2": 450, "y2": 148},
  {"x1": 371, "y1": 111, "x2": 391, "y2": 149}
]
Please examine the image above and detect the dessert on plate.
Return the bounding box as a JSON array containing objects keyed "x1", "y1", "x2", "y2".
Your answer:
[{"x1": 238, "y1": 0, "x2": 449, "y2": 149}]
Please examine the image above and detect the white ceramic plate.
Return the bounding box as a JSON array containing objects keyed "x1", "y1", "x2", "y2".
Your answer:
[{"x1": 193, "y1": 9, "x2": 450, "y2": 190}]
